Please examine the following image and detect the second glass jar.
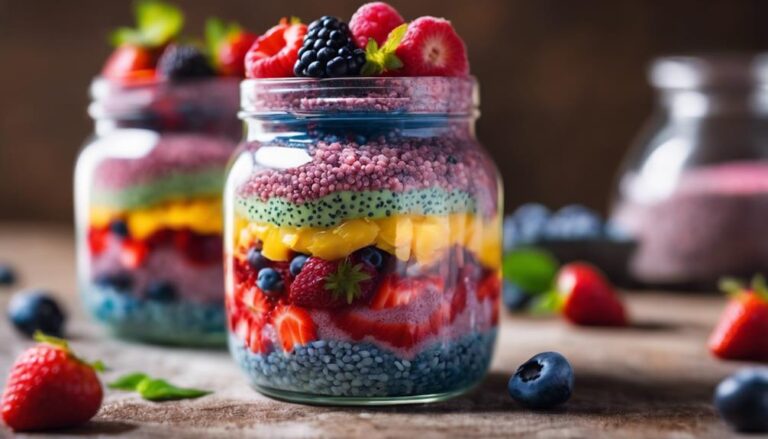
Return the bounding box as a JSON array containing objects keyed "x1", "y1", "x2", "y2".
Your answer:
[{"x1": 225, "y1": 77, "x2": 502, "y2": 404}]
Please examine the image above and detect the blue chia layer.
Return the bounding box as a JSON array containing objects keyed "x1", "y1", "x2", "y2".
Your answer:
[
  {"x1": 229, "y1": 329, "x2": 496, "y2": 398},
  {"x1": 82, "y1": 283, "x2": 226, "y2": 347}
]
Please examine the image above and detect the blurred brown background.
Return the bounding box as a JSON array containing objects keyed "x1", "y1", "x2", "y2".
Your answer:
[{"x1": 2, "y1": 0, "x2": 768, "y2": 223}]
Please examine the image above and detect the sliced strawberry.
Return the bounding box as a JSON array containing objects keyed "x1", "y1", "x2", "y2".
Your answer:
[
  {"x1": 120, "y1": 239, "x2": 149, "y2": 269},
  {"x1": 709, "y1": 290, "x2": 768, "y2": 361},
  {"x1": 371, "y1": 275, "x2": 443, "y2": 310},
  {"x1": 395, "y1": 16, "x2": 469, "y2": 77},
  {"x1": 173, "y1": 230, "x2": 222, "y2": 266},
  {"x1": 477, "y1": 272, "x2": 501, "y2": 301},
  {"x1": 87, "y1": 227, "x2": 109, "y2": 256},
  {"x1": 101, "y1": 45, "x2": 158, "y2": 84},
  {"x1": 245, "y1": 19, "x2": 307, "y2": 78},
  {"x1": 287, "y1": 257, "x2": 377, "y2": 308},
  {"x1": 273, "y1": 305, "x2": 316, "y2": 353},
  {"x1": 556, "y1": 262, "x2": 627, "y2": 327}
]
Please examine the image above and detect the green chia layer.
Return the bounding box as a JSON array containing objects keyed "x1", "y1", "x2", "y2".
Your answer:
[
  {"x1": 235, "y1": 188, "x2": 478, "y2": 228},
  {"x1": 91, "y1": 168, "x2": 225, "y2": 210}
]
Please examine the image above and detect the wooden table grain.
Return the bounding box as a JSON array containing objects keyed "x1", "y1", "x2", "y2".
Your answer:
[{"x1": 0, "y1": 223, "x2": 755, "y2": 438}]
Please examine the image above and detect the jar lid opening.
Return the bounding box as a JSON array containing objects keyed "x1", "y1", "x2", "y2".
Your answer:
[{"x1": 650, "y1": 53, "x2": 768, "y2": 90}]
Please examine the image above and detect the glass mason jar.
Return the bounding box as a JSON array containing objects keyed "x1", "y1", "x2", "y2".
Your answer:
[
  {"x1": 75, "y1": 78, "x2": 240, "y2": 345},
  {"x1": 612, "y1": 54, "x2": 768, "y2": 287},
  {"x1": 224, "y1": 77, "x2": 502, "y2": 405}
]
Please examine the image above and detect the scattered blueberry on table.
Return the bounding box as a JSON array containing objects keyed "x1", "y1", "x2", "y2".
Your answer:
[
  {"x1": 502, "y1": 280, "x2": 533, "y2": 311},
  {"x1": 508, "y1": 351, "x2": 574, "y2": 409},
  {"x1": 0, "y1": 263, "x2": 17, "y2": 286},
  {"x1": 7, "y1": 290, "x2": 66, "y2": 337},
  {"x1": 714, "y1": 368, "x2": 768, "y2": 433}
]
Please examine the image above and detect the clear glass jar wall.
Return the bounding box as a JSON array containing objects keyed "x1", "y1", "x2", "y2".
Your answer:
[
  {"x1": 224, "y1": 77, "x2": 502, "y2": 404},
  {"x1": 75, "y1": 78, "x2": 240, "y2": 346},
  {"x1": 612, "y1": 55, "x2": 768, "y2": 287}
]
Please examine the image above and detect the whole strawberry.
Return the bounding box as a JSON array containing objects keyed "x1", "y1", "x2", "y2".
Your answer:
[
  {"x1": 1, "y1": 334, "x2": 103, "y2": 432},
  {"x1": 556, "y1": 262, "x2": 627, "y2": 327},
  {"x1": 709, "y1": 276, "x2": 768, "y2": 362},
  {"x1": 287, "y1": 257, "x2": 377, "y2": 308}
]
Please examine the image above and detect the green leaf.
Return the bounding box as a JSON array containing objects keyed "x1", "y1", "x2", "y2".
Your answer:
[
  {"x1": 136, "y1": 0, "x2": 184, "y2": 47},
  {"x1": 365, "y1": 38, "x2": 379, "y2": 54},
  {"x1": 110, "y1": 27, "x2": 144, "y2": 46},
  {"x1": 34, "y1": 331, "x2": 69, "y2": 349},
  {"x1": 137, "y1": 378, "x2": 211, "y2": 401},
  {"x1": 528, "y1": 290, "x2": 564, "y2": 315},
  {"x1": 360, "y1": 24, "x2": 408, "y2": 76},
  {"x1": 383, "y1": 55, "x2": 403, "y2": 71},
  {"x1": 380, "y1": 23, "x2": 407, "y2": 53},
  {"x1": 360, "y1": 61, "x2": 383, "y2": 76},
  {"x1": 325, "y1": 260, "x2": 372, "y2": 304},
  {"x1": 205, "y1": 17, "x2": 227, "y2": 59},
  {"x1": 108, "y1": 373, "x2": 149, "y2": 390},
  {"x1": 502, "y1": 248, "x2": 559, "y2": 293},
  {"x1": 719, "y1": 277, "x2": 745, "y2": 298}
]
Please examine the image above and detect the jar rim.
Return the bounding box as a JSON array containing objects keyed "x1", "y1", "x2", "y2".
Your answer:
[
  {"x1": 239, "y1": 76, "x2": 479, "y2": 117},
  {"x1": 650, "y1": 53, "x2": 768, "y2": 90}
]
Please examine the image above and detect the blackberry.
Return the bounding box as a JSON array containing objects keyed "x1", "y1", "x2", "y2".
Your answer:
[
  {"x1": 157, "y1": 44, "x2": 216, "y2": 81},
  {"x1": 294, "y1": 16, "x2": 367, "y2": 78}
]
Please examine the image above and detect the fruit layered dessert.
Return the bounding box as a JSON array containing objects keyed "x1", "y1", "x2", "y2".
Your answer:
[
  {"x1": 75, "y1": 1, "x2": 254, "y2": 345},
  {"x1": 614, "y1": 161, "x2": 768, "y2": 285},
  {"x1": 225, "y1": 3, "x2": 502, "y2": 402}
]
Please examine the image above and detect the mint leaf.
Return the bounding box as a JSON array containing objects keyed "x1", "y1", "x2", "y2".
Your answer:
[
  {"x1": 380, "y1": 23, "x2": 407, "y2": 53},
  {"x1": 110, "y1": 27, "x2": 144, "y2": 46},
  {"x1": 360, "y1": 23, "x2": 407, "y2": 76},
  {"x1": 109, "y1": 373, "x2": 211, "y2": 401},
  {"x1": 529, "y1": 290, "x2": 564, "y2": 315},
  {"x1": 137, "y1": 378, "x2": 211, "y2": 401},
  {"x1": 502, "y1": 248, "x2": 559, "y2": 293},
  {"x1": 136, "y1": 0, "x2": 184, "y2": 46},
  {"x1": 109, "y1": 373, "x2": 149, "y2": 390}
]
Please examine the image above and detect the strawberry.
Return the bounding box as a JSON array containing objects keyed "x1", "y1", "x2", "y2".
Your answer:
[
  {"x1": 101, "y1": 45, "x2": 158, "y2": 83},
  {"x1": 287, "y1": 257, "x2": 377, "y2": 308},
  {"x1": 87, "y1": 226, "x2": 109, "y2": 256},
  {"x1": 395, "y1": 16, "x2": 469, "y2": 77},
  {"x1": 709, "y1": 277, "x2": 768, "y2": 361},
  {"x1": 272, "y1": 305, "x2": 316, "y2": 352},
  {"x1": 245, "y1": 18, "x2": 307, "y2": 78},
  {"x1": 556, "y1": 262, "x2": 627, "y2": 327},
  {"x1": 371, "y1": 275, "x2": 442, "y2": 310},
  {"x1": 205, "y1": 18, "x2": 256, "y2": 77},
  {"x1": 349, "y1": 2, "x2": 405, "y2": 49},
  {"x1": 1, "y1": 334, "x2": 103, "y2": 432},
  {"x1": 120, "y1": 239, "x2": 149, "y2": 269},
  {"x1": 173, "y1": 230, "x2": 222, "y2": 266}
]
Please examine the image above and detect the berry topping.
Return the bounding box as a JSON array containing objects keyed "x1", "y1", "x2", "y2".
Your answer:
[
  {"x1": 555, "y1": 262, "x2": 627, "y2": 327},
  {"x1": 145, "y1": 280, "x2": 177, "y2": 302},
  {"x1": 370, "y1": 275, "x2": 436, "y2": 310},
  {"x1": 8, "y1": 291, "x2": 66, "y2": 338},
  {"x1": 359, "y1": 23, "x2": 406, "y2": 76},
  {"x1": 289, "y1": 254, "x2": 309, "y2": 276},
  {"x1": 0, "y1": 263, "x2": 17, "y2": 286},
  {"x1": 247, "y1": 247, "x2": 268, "y2": 271},
  {"x1": 395, "y1": 16, "x2": 469, "y2": 77},
  {"x1": 109, "y1": 219, "x2": 130, "y2": 238},
  {"x1": 272, "y1": 305, "x2": 316, "y2": 353},
  {"x1": 245, "y1": 18, "x2": 307, "y2": 78},
  {"x1": 120, "y1": 239, "x2": 149, "y2": 269},
  {"x1": 349, "y1": 2, "x2": 405, "y2": 49},
  {"x1": 157, "y1": 44, "x2": 216, "y2": 81},
  {"x1": 358, "y1": 247, "x2": 384, "y2": 270},
  {"x1": 256, "y1": 268, "x2": 284, "y2": 296},
  {"x1": 287, "y1": 258, "x2": 376, "y2": 308},
  {"x1": 714, "y1": 368, "x2": 768, "y2": 433},
  {"x1": 709, "y1": 276, "x2": 768, "y2": 362},
  {"x1": 507, "y1": 352, "x2": 574, "y2": 409},
  {"x1": 87, "y1": 227, "x2": 109, "y2": 256},
  {"x1": 295, "y1": 16, "x2": 366, "y2": 78},
  {"x1": 205, "y1": 18, "x2": 257, "y2": 77},
  {"x1": 101, "y1": 45, "x2": 158, "y2": 83},
  {"x1": 1, "y1": 334, "x2": 104, "y2": 432}
]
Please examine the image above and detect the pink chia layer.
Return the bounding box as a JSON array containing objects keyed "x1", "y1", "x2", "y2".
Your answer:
[
  {"x1": 237, "y1": 136, "x2": 498, "y2": 212},
  {"x1": 241, "y1": 77, "x2": 476, "y2": 115},
  {"x1": 91, "y1": 236, "x2": 223, "y2": 304},
  {"x1": 92, "y1": 133, "x2": 236, "y2": 190}
]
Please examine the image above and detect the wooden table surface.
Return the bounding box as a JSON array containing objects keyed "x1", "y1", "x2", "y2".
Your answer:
[{"x1": 0, "y1": 223, "x2": 757, "y2": 438}]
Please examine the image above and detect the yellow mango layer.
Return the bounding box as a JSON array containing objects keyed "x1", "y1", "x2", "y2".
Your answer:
[
  {"x1": 234, "y1": 213, "x2": 501, "y2": 270},
  {"x1": 90, "y1": 197, "x2": 223, "y2": 239}
]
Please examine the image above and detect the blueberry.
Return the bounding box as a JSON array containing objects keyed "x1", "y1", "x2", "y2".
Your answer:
[
  {"x1": 289, "y1": 255, "x2": 309, "y2": 277},
  {"x1": 8, "y1": 290, "x2": 66, "y2": 337},
  {"x1": 247, "y1": 248, "x2": 268, "y2": 271},
  {"x1": 508, "y1": 352, "x2": 574, "y2": 409},
  {"x1": 502, "y1": 280, "x2": 532, "y2": 312},
  {"x1": 714, "y1": 368, "x2": 768, "y2": 432},
  {"x1": 359, "y1": 247, "x2": 384, "y2": 270},
  {"x1": 0, "y1": 264, "x2": 17, "y2": 286},
  {"x1": 109, "y1": 220, "x2": 130, "y2": 238},
  {"x1": 513, "y1": 203, "x2": 551, "y2": 244},
  {"x1": 257, "y1": 268, "x2": 284, "y2": 296},
  {"x1": 543, "y1": 204, "x2": 603, "y2": 241},
  {"x1": 94, "y1": 272, "x2": 133, "y2": 292},
  {"x1": 145, "y1": 281, "x2": 177, "y2": 302}
]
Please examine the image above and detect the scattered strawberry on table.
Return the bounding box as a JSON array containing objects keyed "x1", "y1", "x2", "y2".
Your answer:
[
  {"x1": 554, "y1": 262, "x2": 628, "y2": 327},
  {"x1": 709, "y1": 276, "x2": 768, "y2": 362},
  {"x1": 1, "y1": 334, "x2": 104, "y2": 432}
]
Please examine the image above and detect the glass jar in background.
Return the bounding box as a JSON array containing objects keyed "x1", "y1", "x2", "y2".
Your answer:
[
  {"x1": 75, "y1": 78, "x2": 240, "y2": 346},
  {"x1": 225, "y1": 77, "x2": 502, "y2": 405},
  {"x1": 612, "y1": 54, "x2": 768, "y2": 288}
]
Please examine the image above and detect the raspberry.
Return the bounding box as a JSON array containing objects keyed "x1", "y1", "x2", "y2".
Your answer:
[
  {"x1": 349, "y1": 2, "x2": 405, "y2": 49},
  {"x1": 294, "y1": 16, "x2": 366, "y2": 78},
  {"x1": 395, "y1": 16, "x2": 469, "y2": 77}
]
